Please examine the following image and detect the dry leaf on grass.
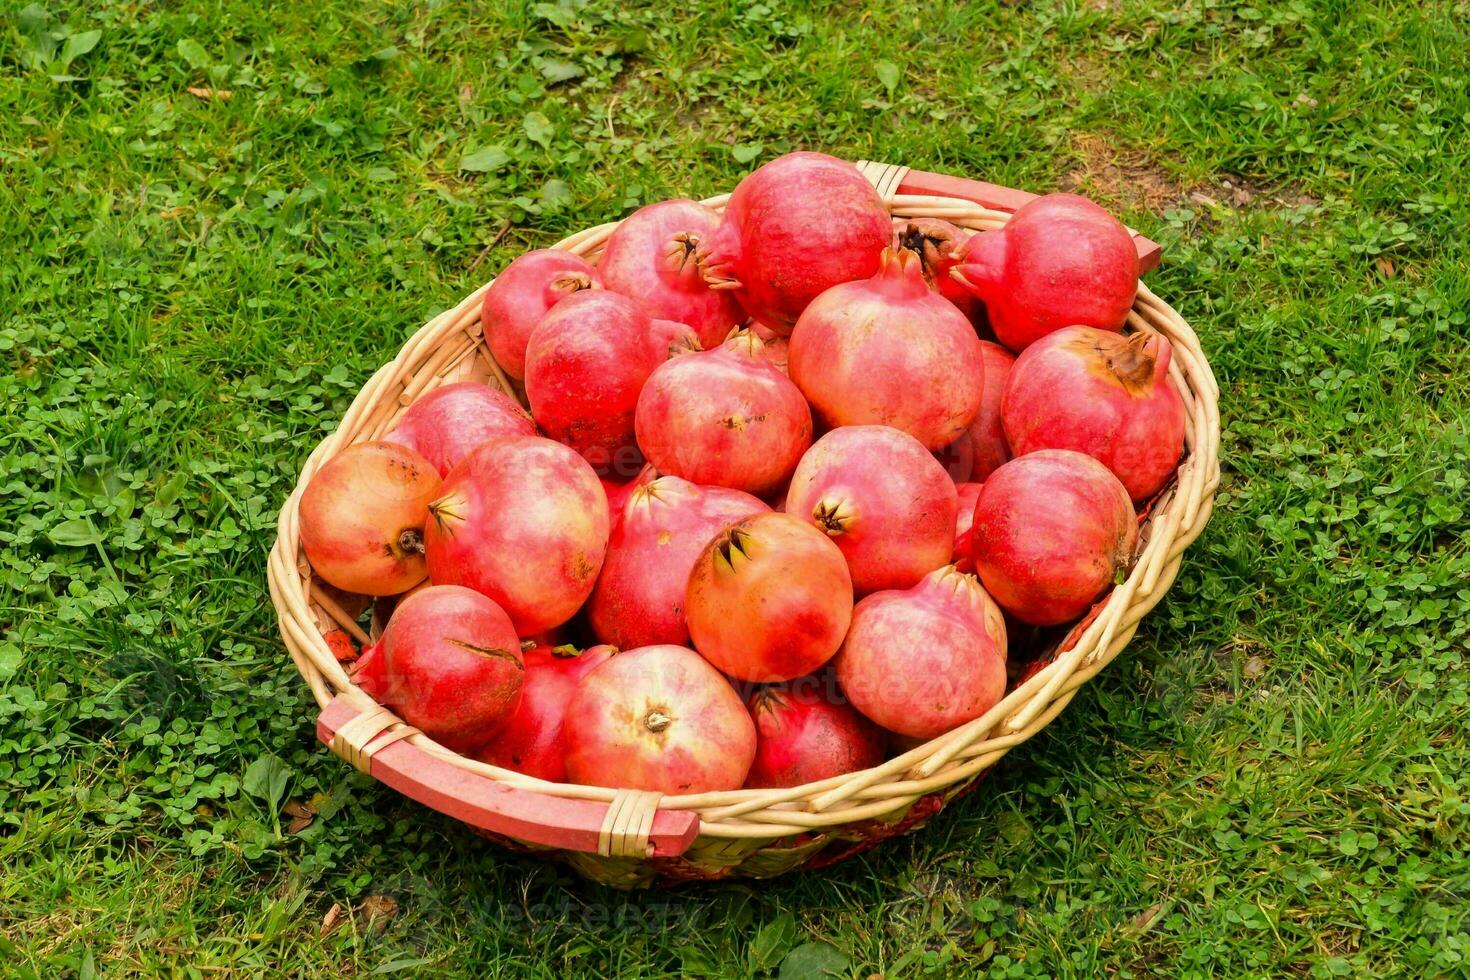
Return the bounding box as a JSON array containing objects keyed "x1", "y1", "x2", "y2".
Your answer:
[
  {"x1": 359, "y1": 895, "x2": 399, "y2": 931},
  {"x1": 319, "y1": 903, "x2": 344, "y2": 937},
  {"x1": 186, "y1": 87, "x2": 233, "y2": 101},
  {"x1": 284, "y1": 798, "x2": 317, "y2": 834}
]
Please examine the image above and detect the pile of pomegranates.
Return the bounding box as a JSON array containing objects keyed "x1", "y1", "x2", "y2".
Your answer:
[{"x1": 298, "y1": 152, "x2": 1186, "y2": 796}]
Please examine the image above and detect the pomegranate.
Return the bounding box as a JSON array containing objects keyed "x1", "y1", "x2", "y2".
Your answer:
[
  {"x1": 597, "y1": 200, "x2": 745, "y2": 348},
  {"x1": 784, "y1": 426, "x2": 957, "y2": 594},
  {"x1": 370, "y1": 585, "x2": 524, "y2": 751},
  {"x1": 634, "y1": 330, "x2": 812, "y2": 496},
  {"x1": 475, "y1": 643, "x2": 617, "y2": 781},
  {"x1": 481, "y1": 249, "x2": 600, "y2": 380},
  {"x1": 952, "y1": 193, "x2": 1139, "y2": 351},
  {"x1": 1003, "y1": 326, "x2": 1187, "y2": 502},
  {"x1": 424, "y1": 436, "x2": 609, "y2": 634},
  {"x1": 745, "y1": 683, "x2": 887, "y2": 788},
  {"x1": 696, "y1": 151, "x2": 890, "y2": 332},
  {"x1": 563, "y1": 644, "x2": 756, "y2": 794},
  {"x1": 523, "y1": 290, "x2": 661, "y2": 472},
  {"x1": 589, "y1": 476, "x2": 770, "y2": 649},
  {"x1": 384, "y1": 382, "x2": 536, "y2": 477},
  {"x1": 894, "y1": 217, "x2": 979, "y2": 320},
  {"x1": 952, "y1": 481, "x2": 984, "y2": 573},
  {"x1": 835, "y1": 566, "x2": 1007, "y2": 740},
  {"x1": 970, "y1": 450, "x2": 1138, "y2": 626},
  {"x1": 788, "y1": 248, "x2": 985, "y2": 450},
  {"x1": 299, "y1": 441, "x2": 440, "y2": 596},
  {"x1": 685, "y1": 512, "x2": 853, "y2": 683}
]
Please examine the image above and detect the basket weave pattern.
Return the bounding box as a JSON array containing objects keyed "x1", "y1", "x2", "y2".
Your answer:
[{"x1": 267, "y1": 160, "x2": 1221, "y2": 888}]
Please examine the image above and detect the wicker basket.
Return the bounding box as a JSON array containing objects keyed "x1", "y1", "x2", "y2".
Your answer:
[{"x1": 267, "y1": 159, "x2": 1220, "y2": 889}]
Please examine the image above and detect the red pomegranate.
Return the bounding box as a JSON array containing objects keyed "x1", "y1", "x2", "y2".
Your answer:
[
  {"x1": 634, "y1": 330, "x2": 812, "y2": 496},
  {"x1": 563, "y1": 644, "x2": 756, "y2": 794},
  {"x1": 474, "y1": 643, "x2": 617, "y2": 781},
  {"x1": 785, "y1": 426, "x2": 957, "y2": 594},
  {"x1": 952, "y1": 481, "x2": 984, "y2": 573},
  {"x1": 523, "y1": 290, "x2": 661, "y2": 472},
  {"x1": 696, "y1": 152, "x2": 890, "y2": 333},
  {"x1": 423, "y1": 436, "x2": 609, "y2": 634},
  {"x1": 299, "y1": 441, "x2": 441, "y2": 596},
  {"x1": 949, "y1": 340, "x2": 1015, "y2": 483},
  {"x1": 788, "y1": 248, "x2": 985, "y2": 450},
  {"x1": 481, "y1": 249, "x2": 600, "y2": 380},
  {"x1": 384, "y1": 382, "x2": 536, "y2": 477},
  {"x1": 588, "y1": 476, "x2": 770, "y2": 649},
  {"x1": 970, "y1": 450, "x2": 1138, "y2": 626},
  {"x1": 1003, "y1": 326, "x2": 1186, "y2": 502},
  {"x1": 894, "y1": 216, "x2": 979, "y2": 320},
  {"x1": 370, "y1": 585, "x2": 525, "y2": 751},
  {"x1": 597, "y1": 200, "x2": 745, "y2": 349},
  {"x1": 685, "y1": 513, "x2": 853, "y2": 683},
  {"x1": 952, "y1": 193, "x2": 1139, "y2": 351},
  {"x1": 835, "y1": 566, "x2": 1008, "y2": 740},
  {"x1": 745, "y1": 683, "x2": 887, "y2": 788}
]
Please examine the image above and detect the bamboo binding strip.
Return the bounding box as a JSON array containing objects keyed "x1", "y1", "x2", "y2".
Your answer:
[{"x1": 267, "y1": 159, "x2": 1221, "y2": 885}]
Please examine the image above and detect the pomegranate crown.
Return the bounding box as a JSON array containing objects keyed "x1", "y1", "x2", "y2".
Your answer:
[
  {"x1": 871, "y1": 247, "x2": 930, "y2": 299},
  {"x1": 1101, "y1": 330, "x2": 1171, "y2": 394},
  {"x1": 662, "y1": 231, "x2": 703, "y2": 277},
  {"x1": 722, "y1": 326, "x2": 767, "y2": 359}
]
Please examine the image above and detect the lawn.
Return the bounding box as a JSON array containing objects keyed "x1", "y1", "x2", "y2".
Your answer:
[{"x1": 2, "y1": 0, "x2": 1468, "y2": 975}]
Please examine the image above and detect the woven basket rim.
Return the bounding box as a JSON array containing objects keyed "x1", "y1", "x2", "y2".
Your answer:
[{"x1": 267, "y1": 159, "x2": 1221, "y2": 847}]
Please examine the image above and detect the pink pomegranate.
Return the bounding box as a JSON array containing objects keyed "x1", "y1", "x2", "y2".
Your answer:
[
  {"x1": 952, "y1": 194, "x2": 1139, "y2": 351},
  {"x1": 1003, "y1": 326, "x2": 1186, "y2": 502},
  {"x1": 745, "y1": 683, "x2": 887, "y2": 788},
  {"x1": 696, "y1": 152, "x2": 890, "y2": 332},
  {"x1": 590, "y1": 476, "x2": 769, "y2": 649},
  {"x1": 384, "y1": 382, "x2": 536, "y2": 477},
  {"x1": 597, "y1": 200, "x2": 745, "y2": 348},
  {"x1": 785, "y1": 426, "x2": 957, "y2": 594},
  {"x1": 523, "y1": 290, "x2": 661, "y2": 472},
  {"x1": 299, "y1": 441, "x2": 441, "y2": 596},
  {"x1": 685, "y1": 512, "x2": 853, "y2": 682},
  {"x1": 481, "y1": 249, "x2": 600, "y2": 380},
  {"x1": 635, "y1": 330, "x2": 812, "y2": 496},
  {"x1": 895, "y1": 217, "x2": 979, "y2": 320},
  {"x1": 788, "y1": 249, "x2": 985, "y2": 450},
  {"x1": 474, "y1": 643, "x2": 617, "y2": 781},
  {"x1": 970, "y1": 450, "x2": 1138, "y2": 626},
  {"x1": 369, "y1": 585, "x2": 525, "y2": 751},
  {"x1": 835, "y1": 566, "x2": 1008, "y2": 740},
  {"x1": 423, "y1": 436, "x2": 609, "y2": 634},
  {"x1": 563, "y1": 644, "x2": 756, "y2": 794},
  {"x1": 952, "y1": 481, "x2": 984, "y2": 573}
]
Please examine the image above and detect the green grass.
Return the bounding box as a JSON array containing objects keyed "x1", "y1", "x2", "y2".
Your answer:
[{"x1": 2, "y1": 0, "x2": 1468, "y2": 975}]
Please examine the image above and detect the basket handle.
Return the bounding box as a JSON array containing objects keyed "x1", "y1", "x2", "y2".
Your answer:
[
  {"x1": 316, "y1": 697, "x2": 700, "y2": 858},
  {"x1": 887, "y1": 165, "x2": 1163, "y2": 273}
]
